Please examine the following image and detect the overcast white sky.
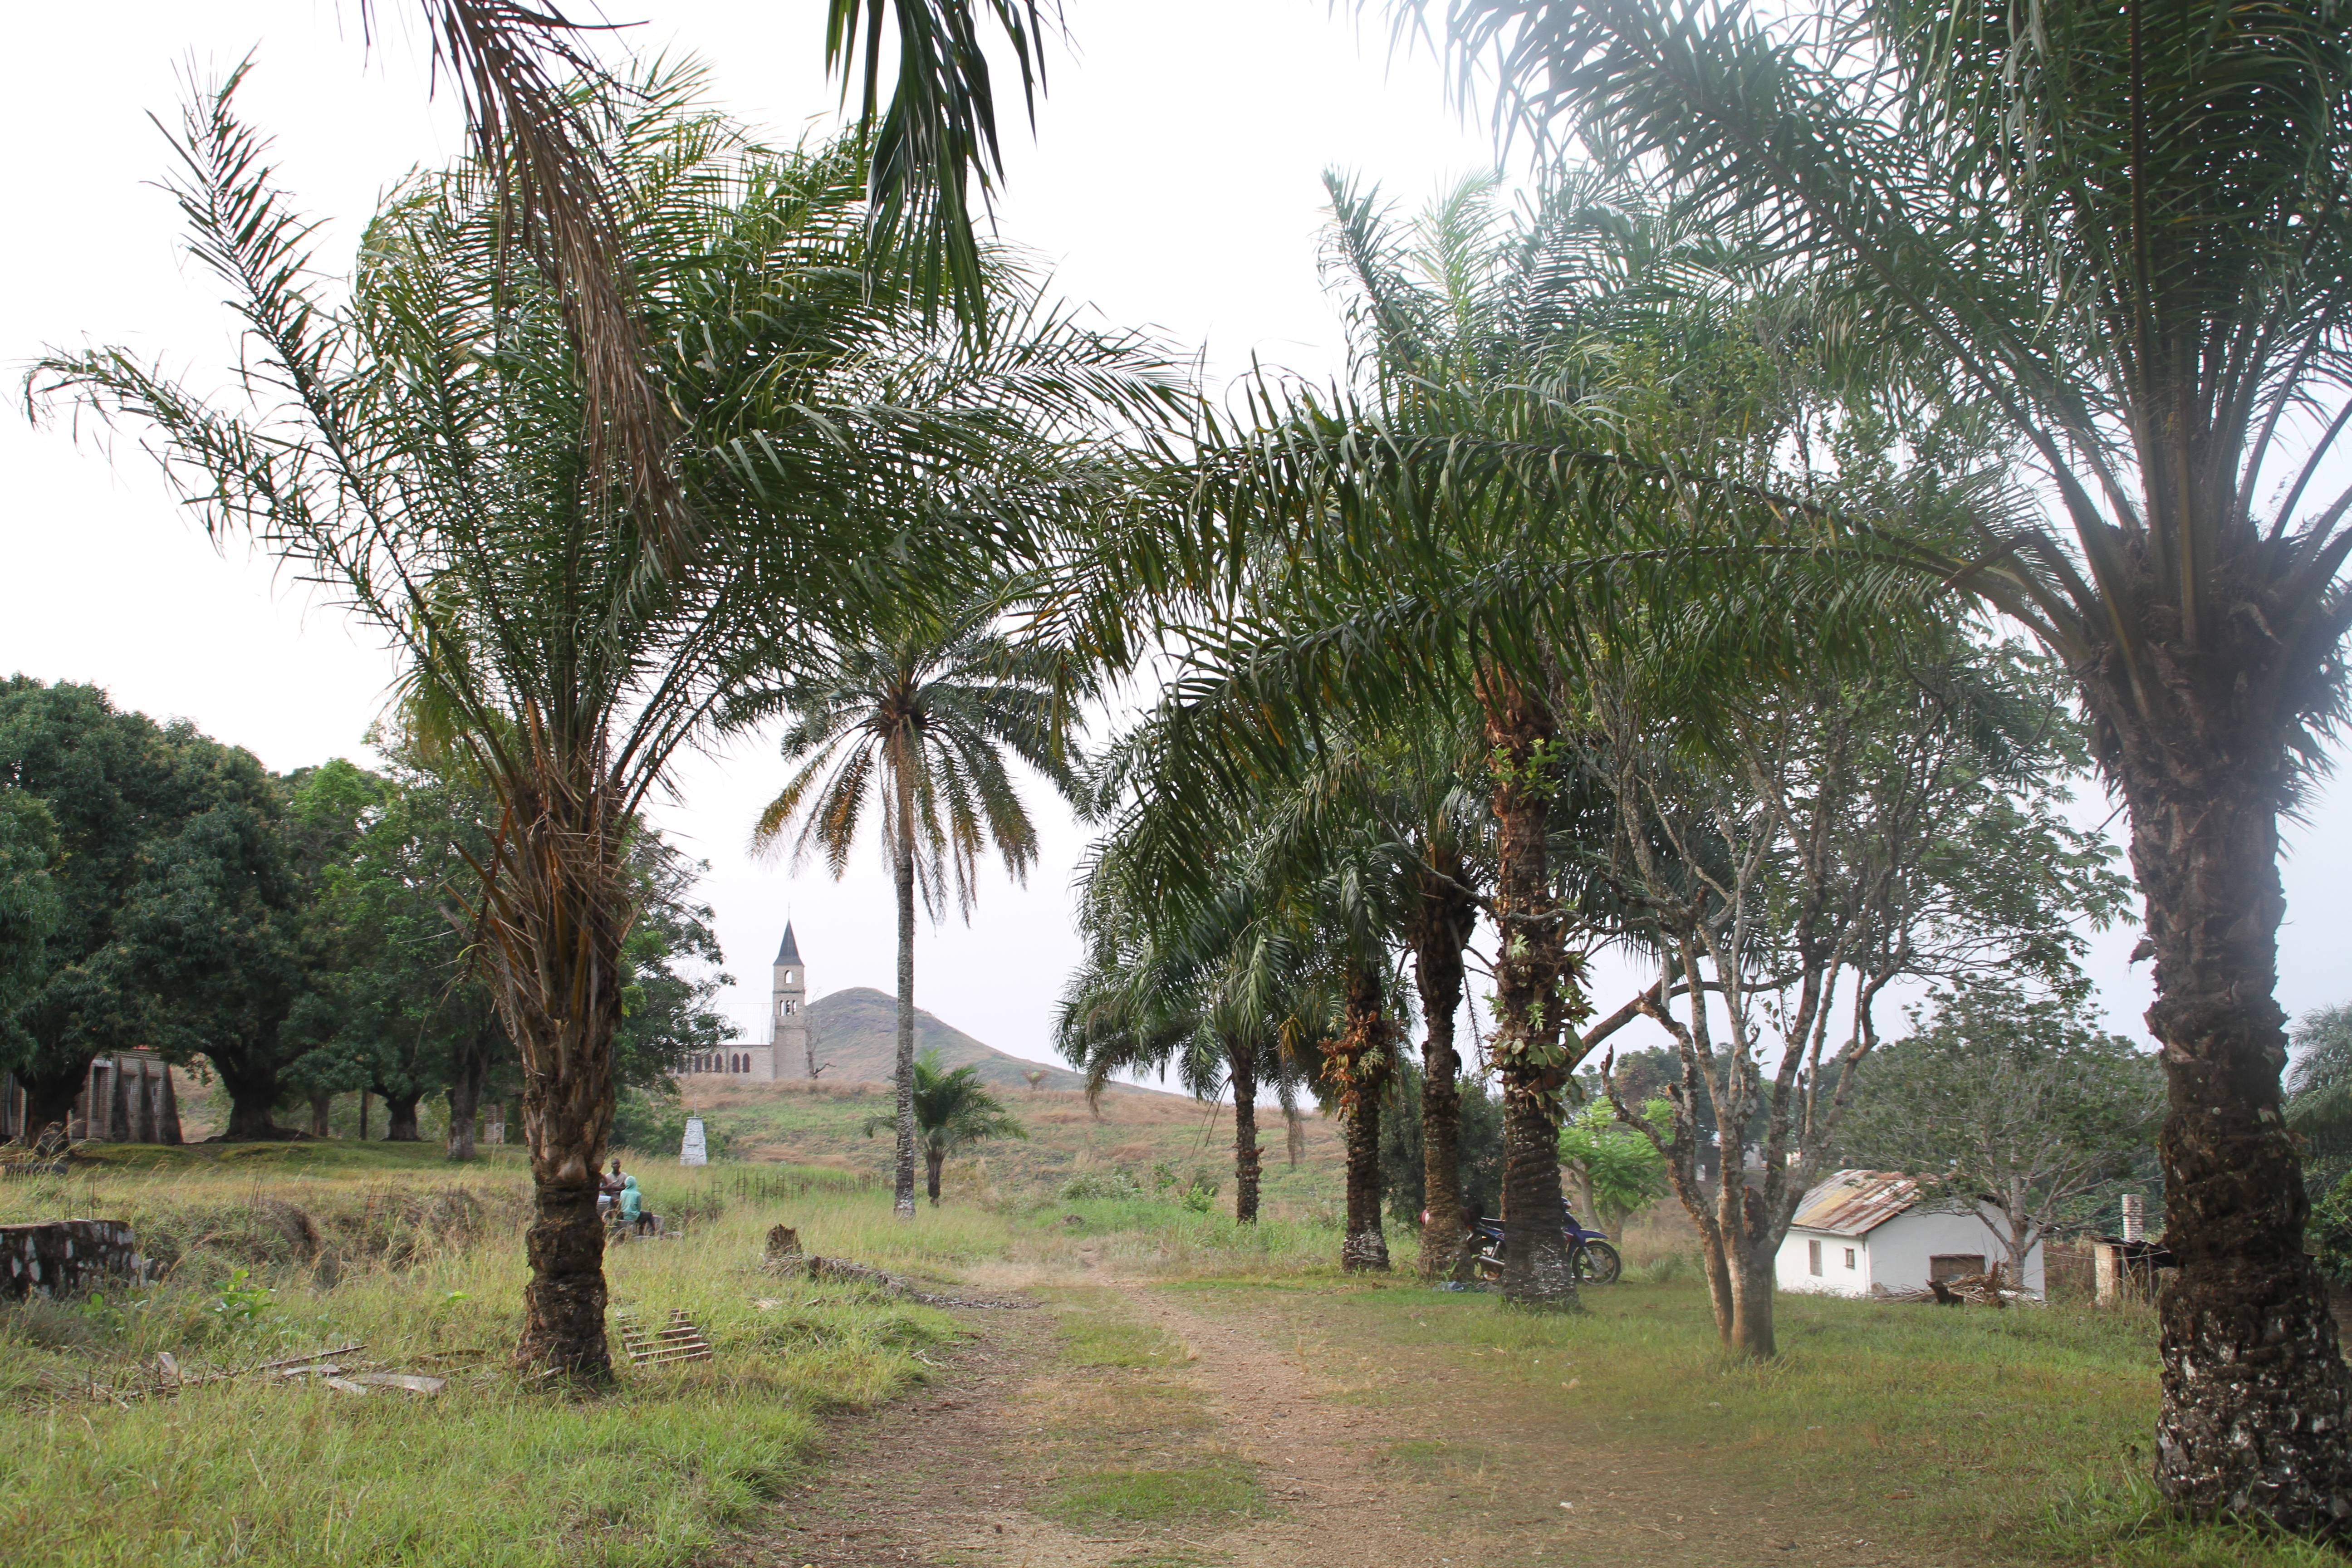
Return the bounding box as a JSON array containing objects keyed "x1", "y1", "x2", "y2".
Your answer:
[{"x1": 4, "y1": 1, "x2": 2347, "y2": 1083}]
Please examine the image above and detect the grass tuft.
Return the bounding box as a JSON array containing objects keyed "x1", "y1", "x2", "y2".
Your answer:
[{"x1": 1041, "y1": 1458, "x2": 1270, "y2": 1527}]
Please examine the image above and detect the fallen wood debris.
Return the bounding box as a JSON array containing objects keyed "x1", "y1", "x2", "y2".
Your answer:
[
  {"x1": 616, "y1": 1307, "x2": 713, "y2": 1367},
  {"x1": 760, "y1": 1250, "x2": 1034, "y2": 1309},
  {"x1": 1872, "y1": 1265, "x2": 2035, "y2": 1307},
  {"x1": 345, "y1": 1372, "x2": 447, "y2": 1396}
]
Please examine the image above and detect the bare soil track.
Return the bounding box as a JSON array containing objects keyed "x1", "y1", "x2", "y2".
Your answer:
[{"x1": 720, "y1": 1284, "x2": 1961, "y2": 1568}]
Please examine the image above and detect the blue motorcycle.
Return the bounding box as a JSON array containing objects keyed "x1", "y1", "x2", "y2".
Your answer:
[{"x1": 1470, "y1": 1213, "x2": 1622, "y2": 1284}]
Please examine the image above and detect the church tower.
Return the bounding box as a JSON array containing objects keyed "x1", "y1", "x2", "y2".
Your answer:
[{"x1": 773, "y1": 923, "x2": 811, "y2": 1079}]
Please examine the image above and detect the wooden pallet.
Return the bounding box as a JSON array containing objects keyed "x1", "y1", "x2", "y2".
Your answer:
[{"x1": 614, "y1": 1308, "x2": 712, "y2": 1367}]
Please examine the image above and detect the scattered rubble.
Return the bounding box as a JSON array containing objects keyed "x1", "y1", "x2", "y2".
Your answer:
[{"x1": 1873, "y1": 1264, "x2": 2035, "y2": 1307}]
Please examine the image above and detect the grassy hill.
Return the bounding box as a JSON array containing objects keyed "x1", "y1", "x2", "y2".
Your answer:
[
  {"x1": 802, "y1": 986, "x2": 1110, "y2": 1094},
  {"x1": 680, "y1": 1074, "x2": 1348, "y2": 1212}
]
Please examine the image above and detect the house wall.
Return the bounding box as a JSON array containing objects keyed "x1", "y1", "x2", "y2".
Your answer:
[
  {"x1": 1777, "y1": 1228, "x2": 1873, "y2": 1297},
  {"x1": 1775, "y1": 1205, "x2": 2045, "y2": 1298},
  {"x1": 1869, "y1": 1206, "x2": 2044, "y2": 1297}
]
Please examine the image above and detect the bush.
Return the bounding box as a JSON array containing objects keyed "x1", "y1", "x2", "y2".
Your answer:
[
  {"x1": 2313, "y1": 1168, "x2": 2352, "y2": 1285},
  {"x1": 611, "y1": 1083, "x2": 732, "y2": 1160},
  {"x1": 1060, "y1": 1170, "x2": 1143, "y2": 1202}
]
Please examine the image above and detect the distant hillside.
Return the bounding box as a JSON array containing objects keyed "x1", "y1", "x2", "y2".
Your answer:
[
  {"x1": 805, "y1": 986, "x2": 1116, "y2": 1094},
  {"x1": 678, "y1": 1074, "x2": 1348, "y2": 1204}
]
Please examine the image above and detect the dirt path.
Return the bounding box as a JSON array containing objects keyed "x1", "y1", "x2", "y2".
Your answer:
[{"x1": 726, "y1": 1286, "x2": 1940, "y2": 1568}]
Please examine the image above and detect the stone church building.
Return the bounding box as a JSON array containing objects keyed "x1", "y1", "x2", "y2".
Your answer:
[{"x1": 682, "y1": 924, "x2": 808, "y2": 1082}]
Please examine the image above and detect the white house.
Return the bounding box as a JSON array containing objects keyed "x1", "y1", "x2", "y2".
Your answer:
[{"x1": 1775, "y1": 1170, "x2": 2045, "y2": 1299}]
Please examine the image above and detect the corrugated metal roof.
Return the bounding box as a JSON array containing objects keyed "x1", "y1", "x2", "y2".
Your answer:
[{"x1": 1790, "y1": 1170, "x2": 1920, "y2": 1237}]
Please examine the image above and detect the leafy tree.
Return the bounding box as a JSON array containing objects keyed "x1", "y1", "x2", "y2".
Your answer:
[
  {"x1": 127, "y1": 747, "x2": 315, "y2": 1139},
  {"x1": 1077, "y1": 170, "x2": 1932, "y2": 1308},
  {"x1": 1433, "y1": 0, "x2": 2352, "y2": 1519},
  {"x1": 0, "y1": 678, "x2": 306, "y2": 1138},
  {"x1": 34, "y1": 64, "x2": 1166, "y2": 1374},
  {"x1": 0, "y1": 791, "x2": 61, "y2": 1044},
  {"x1": 1834, "y1": 985, "x2": 2164, "y2": 1281},
  {"x1": 866, "y1": 1049, "x2": 1026, "y2": 1205},
  {"x1": 1592, "y1": 635, "x2": 2130, "y2": 1356},
  {"x1": 1558, "y1": 1098, "x2": 1670, "y2": 1235},
  {"x1": 746, "y1": 592, "x2": 1083, "y2": 1220},
  {"x1": 613, "y1": 833, "x2": 735, "y2": 1087},
  {"x1": 2287, "y1": 1004, "x2": 2352, "y2": 1196}
]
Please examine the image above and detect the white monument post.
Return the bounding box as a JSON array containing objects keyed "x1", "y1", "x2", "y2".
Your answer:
[{"x1": 679, "y1": 1116, "x2": 708, "y2": 1167}]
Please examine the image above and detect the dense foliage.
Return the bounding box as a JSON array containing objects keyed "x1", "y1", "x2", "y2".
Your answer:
[{"x1": 0, "y1": 681, "x2": 732, "y2": 1147}]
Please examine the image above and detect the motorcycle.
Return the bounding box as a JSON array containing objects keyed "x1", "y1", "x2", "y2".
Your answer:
[{"x1": 1469, "y1": 1213, "x2": 1622, "y2": 1285}]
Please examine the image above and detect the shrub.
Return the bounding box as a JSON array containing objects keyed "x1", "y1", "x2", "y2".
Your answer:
[{"x1": 1060, "y1": 1170, "x2": 1143, "y2": 1201}]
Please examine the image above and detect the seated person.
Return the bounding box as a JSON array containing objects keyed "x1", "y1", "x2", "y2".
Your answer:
[
  {"x1": 616, "y1": 1174, "x2": 660, "y2": 1235},
  {"x1": 597, "y1": 1158, "x2": 625, "y2": 1216}
]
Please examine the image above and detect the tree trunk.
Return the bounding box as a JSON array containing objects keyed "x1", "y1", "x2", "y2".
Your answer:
[
  {"x1": 1484, "y1": 671, "x2": 1578, "y2": 1310},
  {"x1": 471, "y1": 784, "x2": 633, "y2": 1383},
  {"x1": 1230, "y1": 1042, "x2": 1261, "y2": 1225},
  {"x1": 892, "y1": 769, "x2": 919, "y2": 1221},
  {"x1": 18, "y1": 1061, "x2": 86, "y2": 1144},
  {"x1": 1333, "y1": 967, "x2": 1395, "y2": 1272},
  {"x1": 309, "y1": 1092, "x2": 333, "y2": 1139},
  {"x1": 1411, "y1": 908, "x2": 1470, "y2": 1284},
  {"x1": 1564, "y1": 1160, "x2": 1598, "y2": 1231},
  {"x1": 1725, "y1": 1240, "x2": 1777, "y2": 1360},
  {"x1": 381, "y1": 1092, "x2": 422, "y2": 1142},
  {"x1": 1341, "y1": 1080, "x2": 1389, "y2": 1271},
  {"x1": 926, "y1": 1147, "x2": 944, "y2": 1205},
  {"x1": 214, "y1": 1054, "x2": 286, "y2": 1141},
  {"x1": 2094, "y1": 696, "x2": 2352, "y2": 1526},
  {"x1": 446, "y1": 1056, "x2": 481, "y2": 1161}
]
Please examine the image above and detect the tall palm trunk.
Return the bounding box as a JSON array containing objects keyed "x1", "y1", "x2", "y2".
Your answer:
[
  {"x1": 1229, "y1": 1039, "x2": 1262, "y2": 1224},
  {"x1": 1483, "y1": 670, "x2": 1577, "y2": 1309},
  {"x1": 1334, "y1": 966, "x2": 1395, "y2": 1272},
  {"x1": 2094, "y1": 662, "x2": 2352, "y2": 1521},
  {"x1": 1409, "y1": 875, "x2": 1474, "y2": 1284},
  {"x1": 483, "y1": 777, "x2": 629, "y2": 1381},
  {"x1": 891, "y1": 750, "x2": 919, "y2": 1220}
]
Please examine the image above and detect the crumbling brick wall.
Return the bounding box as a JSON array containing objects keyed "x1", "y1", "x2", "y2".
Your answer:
[{"x1": 0, "y1": 1220, "x2": 144, "y2": 1300}]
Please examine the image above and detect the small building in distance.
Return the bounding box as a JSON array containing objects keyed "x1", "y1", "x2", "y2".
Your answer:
[
  {"x1": 1775, "y1": 1169, "x2": 2045, "y2": 1299},
  {"x1": 680, "y1": 923, "x2": 807, "y2": 1083}
]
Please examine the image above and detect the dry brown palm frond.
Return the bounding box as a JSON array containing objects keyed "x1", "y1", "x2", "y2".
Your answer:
[{"x1": 370, "y1": 0, "x2": 691, "y2": 562}]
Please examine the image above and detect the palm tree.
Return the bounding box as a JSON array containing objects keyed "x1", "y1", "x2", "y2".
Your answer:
[
  {"x1": 31, "y1": 64, "x2": 1166, "y2": 1376},
  {"x1": 1431, "y1": 0, "x2": 2352, "y2": 1523},
  {"x1": 1079, "y1": 172, "x2": 1884, "y2": 1305},
  {"x1": 744, "y1": 594, "x2": 1083, "y2": 1219},
  {"x1": 1057, "y1": 815, "x2": 1312, "y2": 1225},
  {"x1": 343, "y1": 2, "x2": 1057, "y2": 530},
  {"x1": 866, "y1": 1049, "x2": 1026, "y2": 1204}
]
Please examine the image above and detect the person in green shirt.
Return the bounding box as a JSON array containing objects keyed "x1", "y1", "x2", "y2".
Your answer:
[{"x1": 616, "y1": 1174, "x2": 661, "y2": 1236}]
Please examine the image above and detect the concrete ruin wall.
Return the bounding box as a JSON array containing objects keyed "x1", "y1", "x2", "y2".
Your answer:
[{"x1": 0, "y1": 1220, "x2": 145, "y2": 1300}]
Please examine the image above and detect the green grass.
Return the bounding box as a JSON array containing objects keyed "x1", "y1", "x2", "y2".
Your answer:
[
  {"x1": 7, "y1": 1138, "x2": 2342, "y2": 1568},
  {"x1": 1042, "y1": 1459, "x2": 1269, "y2": 1527},
  {"x1": 0, "y1": 1157, "x2": 954, "y2": 1568},
  {"x1": 1180, "y1": 1274, "x2": 2274, "y2": 1565}
]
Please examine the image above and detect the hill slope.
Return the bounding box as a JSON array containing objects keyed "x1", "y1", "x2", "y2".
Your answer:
[
  {"x1": 681, "y1": 1074, "x2": 1348, "y2": 1205},
  {"x1": 805, "y1": 986, "x2": 1108, "y2": 1094}
]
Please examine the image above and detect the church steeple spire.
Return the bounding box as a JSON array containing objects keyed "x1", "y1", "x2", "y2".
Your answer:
[{"x1": 772, "y1": 925, "x2": 813, "y2": 1078}]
